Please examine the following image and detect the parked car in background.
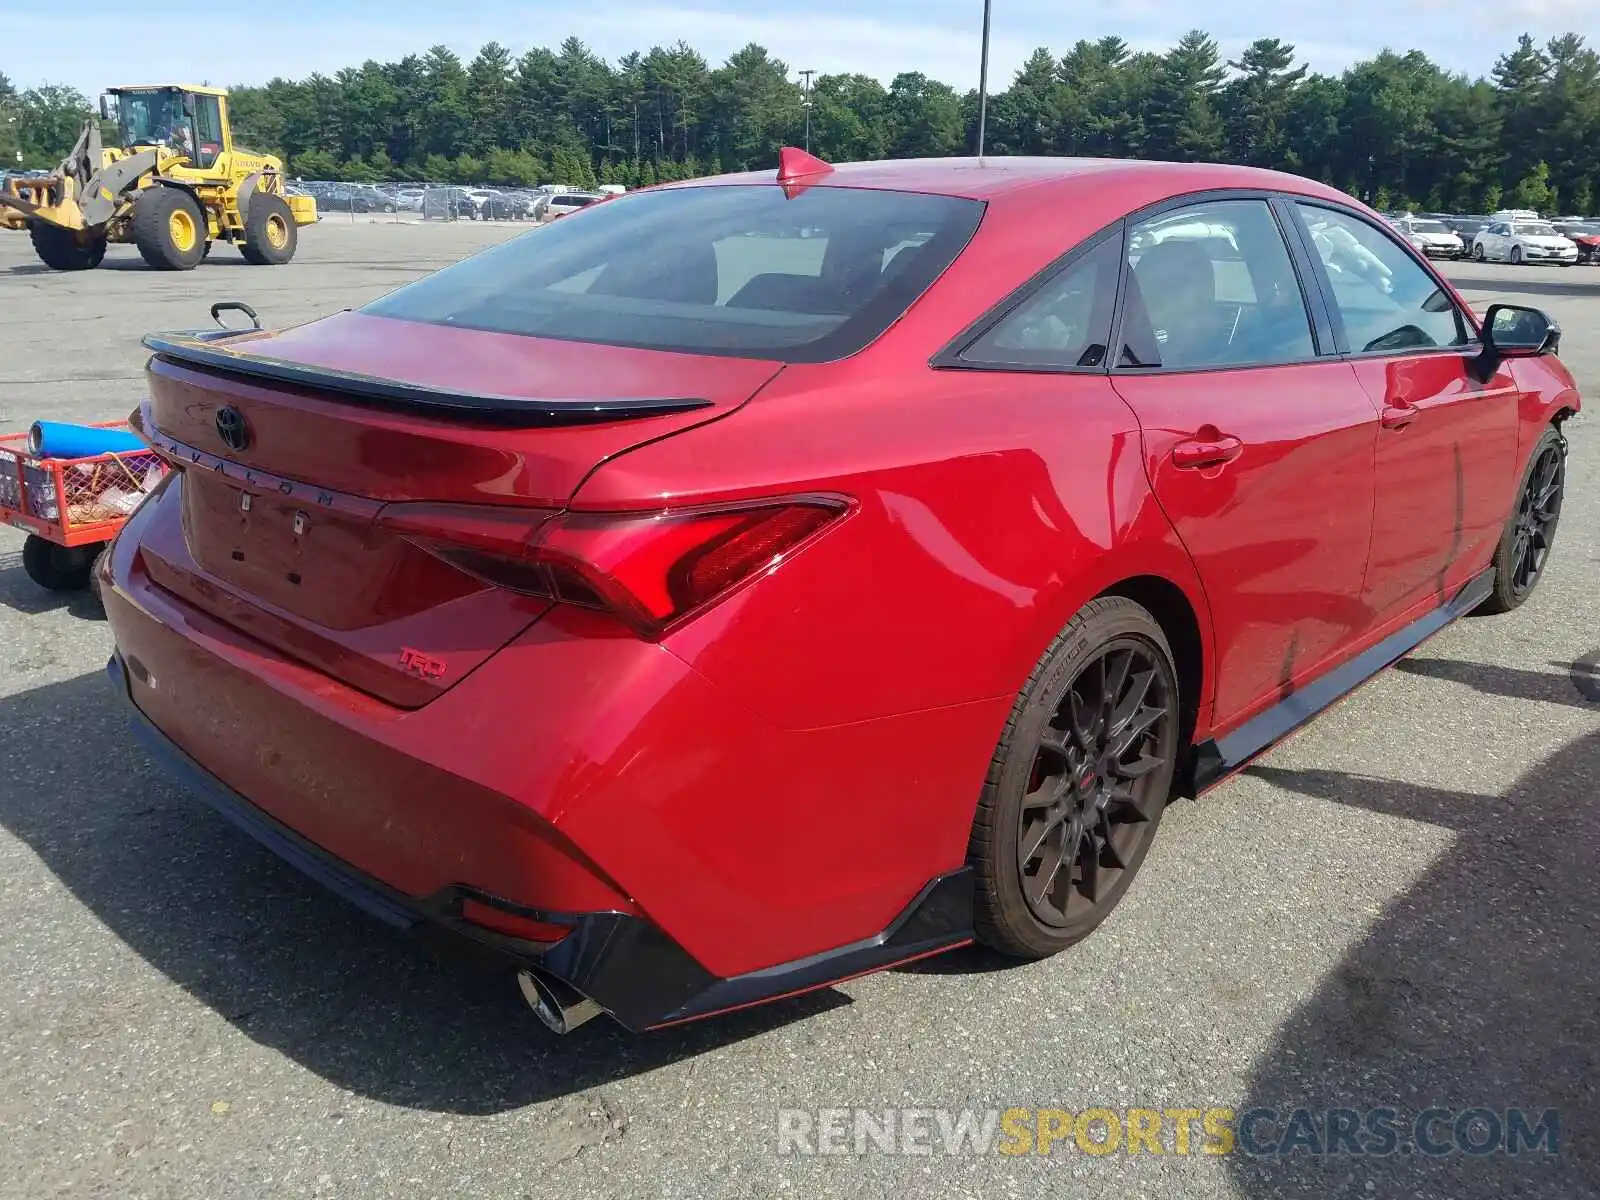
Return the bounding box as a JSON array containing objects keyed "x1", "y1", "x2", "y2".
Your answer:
[
  {"x1": 1391, "y1": 214, "x2": 1464, "y2": 258},
  {"x1": 1472, "y1": 218, "x2": 1579, "y2": 265},
  {"x1": 1553, "y1": 221, "x2": 1600, "y2": 264},
  {"x1": 1446, "y1": 215, "x2": 1490, "y2": 247},
  {"x1": 535, "y1": 191, "x2": 603, "y2": 222},
  {"x1": 107, "y1": 154, "x2": 1580, "y2": 1034},
  {"x1": 421, "y1": 187, "x2": 478, "y2": 221}
]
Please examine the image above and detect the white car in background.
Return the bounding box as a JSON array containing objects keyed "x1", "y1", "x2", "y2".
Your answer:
[
  {"x1": 1471, "y1": 218, "x2": 1579, "y2": 266},
  {"x1": 1391, "y1": 215, "x2": 1464, "y2": 259},
  {"x1": 535, "y1": 192, "x2": 604, "y2": 223}
]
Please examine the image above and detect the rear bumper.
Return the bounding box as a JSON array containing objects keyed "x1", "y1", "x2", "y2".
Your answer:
[
  {"x1": 107, "y1": 650, "x2": 975, "y2": 1029},
  {"x1": 100, "y1": 480, "x2": 991, "y2": 1026}
]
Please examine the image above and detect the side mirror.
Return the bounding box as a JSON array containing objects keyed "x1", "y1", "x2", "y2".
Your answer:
[
  {"x1": 1485, "y1": 303, "x2": 1559, "y2": 356},
  {"x1": 99, "y1": 94, "x2": 114, "y2": 122},
  {"x1": 1469, "y1": 303, "x2": 1560, "y2": 382},
  {"x1": 182, "y1": 93, "x2": 196, "y2": 118}
]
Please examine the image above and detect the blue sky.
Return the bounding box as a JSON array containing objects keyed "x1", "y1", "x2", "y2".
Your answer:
[{"x1": 3, "y1": 0, "x2": 1598, "y2": 93}]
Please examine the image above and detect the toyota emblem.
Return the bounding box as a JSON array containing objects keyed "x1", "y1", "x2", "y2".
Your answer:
[{"x1": 215, "y1": 405, "x2": 250, "y2": 452}]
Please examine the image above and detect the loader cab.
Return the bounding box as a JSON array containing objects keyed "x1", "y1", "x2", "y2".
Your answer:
[{"x1": 106, "y1": 86, "x2": 229, "y2": 171}]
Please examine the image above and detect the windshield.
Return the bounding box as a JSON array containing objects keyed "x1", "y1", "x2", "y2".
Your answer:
[
  {"x1": 1410, "y1": 220, "x2": 1449, "y2": 234},
  {"x1": 1513, "y1": 223, "x2": 1560, "y2": 237},
  {"x1": 364, "y1": 184, "x2": 985, "y2": 362},
  {"x1": 115, "y1": 89, "x2": 188, "y2": 148}
]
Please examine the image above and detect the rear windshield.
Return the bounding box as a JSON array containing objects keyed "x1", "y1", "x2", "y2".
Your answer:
[{"x1": 364, "y1": 184, "x2": 984, "y2": 362}]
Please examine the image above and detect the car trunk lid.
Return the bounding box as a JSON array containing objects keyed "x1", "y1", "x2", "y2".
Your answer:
[{"x1": 137, "y1": 312, "x2": 781, "y2": 707}]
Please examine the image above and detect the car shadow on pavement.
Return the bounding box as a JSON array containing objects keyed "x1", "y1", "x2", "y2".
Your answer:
[
  {"x1": 5, "y1": 258, "x2": 256, "y2": 276},
  {"x1": 0, "y1": 555, "x2": 106, "y2": 620},
  {"x1": 1447, "y1": 273, "x2": 1600, "y2": 299},
  {"x1": 1228, "y1": 727, "x2": 1600, "y2": 1198},
  {"x1": 0, "y1": 669, "x2": 845, "y2": 1116},
  {"x1": 1393, "y1": 655, "x2": 1599, "y2": 710}
]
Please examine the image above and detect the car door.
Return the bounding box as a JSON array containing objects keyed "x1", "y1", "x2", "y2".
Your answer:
[
  {"x1": 1109, "y1": 196, "x2": 1382, "y2": 729},
  {"x1": 1290, "y1": 201, "x2": 1520, "y2": 621},
  {"x1": 1484, "y1": 222, "x2": 1511, "y2": 260}
]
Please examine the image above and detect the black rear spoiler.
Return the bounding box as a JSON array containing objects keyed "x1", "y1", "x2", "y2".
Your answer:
[{"x1": 141, "y1": 331, "x2": 713, "y2": 427}]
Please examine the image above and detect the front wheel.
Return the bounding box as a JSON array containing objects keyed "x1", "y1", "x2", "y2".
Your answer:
[
  {"x1": 1478, "y1": 427, "x2": 1566, "y2": 614},
  {"x1": 1510, "y1": 245, "x2": 1524, "y2": 265},
  {"x1": 969, "y1": 596, "x2": 1181, "y2": 958},
  {"x1": 132, "y1": 186, "x2": 206, "y2": 270},
  {"x1": 28, "y1": 221, "x2": 106, "y2": 270}
]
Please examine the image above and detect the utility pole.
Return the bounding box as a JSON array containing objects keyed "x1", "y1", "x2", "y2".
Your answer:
[
  {"x1": 799, "y1": 69, "x2": 815, "y2": 153},
  {"x1": 976, "y1": 0, "x2": 992, "y2": 158}
]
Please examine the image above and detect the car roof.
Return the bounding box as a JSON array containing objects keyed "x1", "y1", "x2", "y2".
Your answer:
[{"x1": 673, "y1": 156, "x2": 1356, "y2": 207}]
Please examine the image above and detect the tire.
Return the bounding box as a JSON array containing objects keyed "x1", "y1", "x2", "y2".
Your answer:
[
  {"x1": 1478, "y1": 426, "x2": 1566, "y2": 614},
  {"x1": 1510, "y1": 245, "x2": 1524, "y2": 266},
  {"x1": 21, "y1": 535, "x2": 96, "y2": 591},
  {"x1": 240, "y1": 193, "x2": 296, "y2": 265},
  {"x1": 1472, "y1": 243, "x2": 1485, "y2": 262},
  {"x1": 969, "y1": 596, "x2": 1182, "y2": 958},
  {"x1": 28, "y1": 221, "x2": 106, "y2": 271},
  {"x1": 132, "y1": 186, "x2": 207, "y2": 270},
  {"x1": 87, "y1": 544, "x2": 110, "y2": 611}
]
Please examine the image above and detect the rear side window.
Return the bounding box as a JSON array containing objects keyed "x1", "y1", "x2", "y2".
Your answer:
[
  {"x1": 1296, "y1": 204, "x2": 1466, "y2": 354},
  {"x1": 365, "y1": 185, "x2": 984, "y2": 362},
  {"x1": 958, "y1": 235, "x2": 1120, "y2": 369}
]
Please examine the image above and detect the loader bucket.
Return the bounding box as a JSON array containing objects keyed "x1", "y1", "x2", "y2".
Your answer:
[{"x1": 0, "y1": 176, "x2": 86, "y2": 233}]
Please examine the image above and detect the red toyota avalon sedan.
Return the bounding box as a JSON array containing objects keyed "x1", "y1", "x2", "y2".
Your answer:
[{"x1": 102, "y1": 151, "x2": 1580, "y2": 1033}]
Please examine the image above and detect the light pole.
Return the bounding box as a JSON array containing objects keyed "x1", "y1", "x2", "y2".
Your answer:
[
  {"x1": 976, "y1": 0, "x2": 993, "y2": 158},
  {"x1": 799, "y1": 69, "x2": 815, "y2": 153}
]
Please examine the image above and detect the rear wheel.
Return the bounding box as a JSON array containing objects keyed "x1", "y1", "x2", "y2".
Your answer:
[
  {"x1": 241, "y1": 193, "x2": 296, "y2": 265},
  {"x1": 132, "y1": 186, "x2": 206, "y2": 270},
  {"x1": 1478, "y1": 427, "x2": 1566, "y2": 614},
  {"x1": 28, "y1": 222, "x2": 106, "y2": 271},
  {"x1": 970, "y1": 596, "x2": 1181, "y2": 958},
  {"x1": 21, "y1": 535, "x2": 97, "y2": 591},
  {"x1": 1472, "y1": 243, "x2": 1486, "y2": 262}
]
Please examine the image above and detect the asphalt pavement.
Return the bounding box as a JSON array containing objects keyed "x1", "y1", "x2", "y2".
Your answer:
[{"x1": 0, "y1": 223, "x2": 1596, "y2": 1200}]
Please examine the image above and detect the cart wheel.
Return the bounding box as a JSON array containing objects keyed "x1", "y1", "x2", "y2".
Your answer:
[
  {"x1": 88, "y1": 544, "x2": 110, "y2": 608},
  {"x1": 21, "y1": 535, "x2": 97, "y2": 591}
]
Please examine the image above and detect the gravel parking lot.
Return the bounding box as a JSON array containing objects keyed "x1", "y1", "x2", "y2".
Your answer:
[{"x1": 0, "y1": 223, "x2": 1596, "y2": 1200}]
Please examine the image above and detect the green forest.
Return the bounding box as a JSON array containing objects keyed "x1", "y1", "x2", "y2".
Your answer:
[{"x1": 3, "y1": 29, "x2": 1599, "y2": 213}]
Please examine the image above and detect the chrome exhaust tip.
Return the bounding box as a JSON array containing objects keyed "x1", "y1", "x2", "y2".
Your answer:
[{"x1": 517, "y1": 969, "x2": 603, "y2": 1035}]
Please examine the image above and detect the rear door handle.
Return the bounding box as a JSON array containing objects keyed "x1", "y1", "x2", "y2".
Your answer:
[
  {"x1": 1380, "y1": 403, "x2": 1418, "y2": 430},
  {"x1": 1172, "y1": 435, "x2": 1244, "y2": 469}
]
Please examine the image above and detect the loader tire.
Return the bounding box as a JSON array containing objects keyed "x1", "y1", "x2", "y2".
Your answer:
[
  {"x1": 28, "y1": 222, "x2": 106, "y2": 271},
  {"x1": 241, "y1": 193, "x2": 296, "y2": 265},
  {"x1": 132, "y1": 186, "x2": 206, "y2": 271}
]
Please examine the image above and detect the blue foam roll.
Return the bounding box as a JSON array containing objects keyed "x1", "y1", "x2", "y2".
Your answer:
[{"x1": 28, "y1": 421, "x2": 147, "y2": 459}]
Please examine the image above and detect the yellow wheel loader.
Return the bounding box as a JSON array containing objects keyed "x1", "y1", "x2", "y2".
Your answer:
[{"x1": 0, "y1": 84, "x2": 317, "y2": 271}]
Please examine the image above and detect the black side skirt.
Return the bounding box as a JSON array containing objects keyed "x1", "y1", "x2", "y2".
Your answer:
[{"x1": 1184, "y1": 568, "x2": 1495, "y2": 795}]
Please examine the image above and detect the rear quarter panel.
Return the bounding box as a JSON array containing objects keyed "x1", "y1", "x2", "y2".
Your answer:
[{"x1": 576, "y1": 355, "x2": 1212, "y2": 733}]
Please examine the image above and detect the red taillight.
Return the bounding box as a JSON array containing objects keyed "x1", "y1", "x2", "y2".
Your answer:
[{"x1": 375, "y1": 496, "x2": 849, "y2": 638}]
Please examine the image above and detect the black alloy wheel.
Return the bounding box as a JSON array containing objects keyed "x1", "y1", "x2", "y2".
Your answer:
[
  {"x1": 1017, "y1": 641, "x2": 1174, "y2": 927},
  {"x1": 1508, "y1": 440, "x2": 1565, "y2": 596},
  {"x1": 1480, "y1": 427, "x2": 1566, "y2": 613},
  {"x1": 970, "y1": 596, "x2": 1181, "y2": 957}
]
